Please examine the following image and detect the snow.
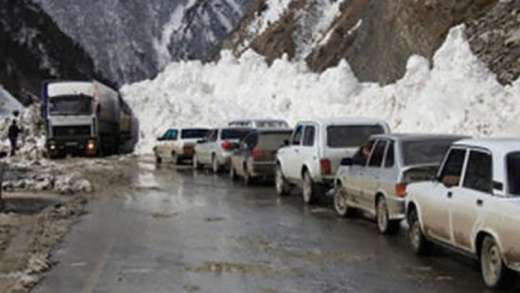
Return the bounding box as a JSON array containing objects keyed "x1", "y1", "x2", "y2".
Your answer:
[{"x1": 121, "y1": 25, "x2": 520, "y2": 154}]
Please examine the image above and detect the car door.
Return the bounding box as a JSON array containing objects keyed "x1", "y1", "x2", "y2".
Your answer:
[
  {"x1": 198, "y1": 129, "x2": 216, "y2": 164},
  {"x1": 300, "y1": 124, "x2": 318, "y2": 178},
  {"x1": 345, "y1": 140, "x2": 375, "y2": 206},
  {"x1": 285, "y1": 125, "x2": 304, "y2": 180},
  {"x1": 362, "y1": 139, "x2": 387, "y2": 210},
  {"x1": 421, "y1": 147, "x2": 467, "y2": 243},
  {"x1": 158, "y1": 129, "x2": 173, "y2": 158},
  {"x1": 451, "y1": 149, "x2": 493, "y2": 251}
]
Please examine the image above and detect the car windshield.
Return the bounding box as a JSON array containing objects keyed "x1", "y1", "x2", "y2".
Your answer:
[
  {"x1": 327, "y1": 125, "x2": 385, "y2": 148},
  {"x1": 221, "y1": 129, "x2": 252, "y2": 140},
  {"x1": 402, "y1": 139, "x2": 457, "y2": 166},
  {"x1": 257, "y1": 132, "x2": 292, "y2": 149},
  {"x1": 49, "y1": 95, "x2": 93, "y2": 116},
  {"x1": 181, "y1": 129, "x2": 209, "y2": 139},
  {"x1": 507, "y1": 152, "x2": 520, "y2": 197}
]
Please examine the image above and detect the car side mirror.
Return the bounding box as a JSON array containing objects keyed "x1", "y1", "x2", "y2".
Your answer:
[{"x1": 341, "y1": 157, "x2": 353, "y2": 166}]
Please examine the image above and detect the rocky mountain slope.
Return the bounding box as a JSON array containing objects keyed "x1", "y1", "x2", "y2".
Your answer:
[
  {"x1": 33, "y1": 0, "x2": 254, "y2": 85},
  {"x1": 0, "y1": 0, "x2": 103, "y2": 105},
  {"x1": 224, "y1": 0, "x2": 520, "y2": 85}
]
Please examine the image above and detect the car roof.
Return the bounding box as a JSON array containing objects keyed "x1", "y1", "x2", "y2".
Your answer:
[
  {"x1": 454, "y1": 138, "x2": 520, "y2": 154},
  {"x1": 371, "y1": 133, "x2": 469, "y2": 142},
  {"x1": 297, "y1": 117, "x2": 388, "y2": 126},
  {"x1": 254, "y1": 128, "x2": 293, "y2": 134}
]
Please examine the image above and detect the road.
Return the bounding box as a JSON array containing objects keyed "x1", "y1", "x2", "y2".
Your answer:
[{"x1": 35, "y1": 158, "x2": 517, "y2": 293}]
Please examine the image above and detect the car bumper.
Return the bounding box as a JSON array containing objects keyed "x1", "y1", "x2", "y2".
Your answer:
[
  {"x1": 250, "y1": 161, "x2": 276, "y2": 177},
  {"x1": 387, "y1": 197, "x2": 406, "y2": 220}
]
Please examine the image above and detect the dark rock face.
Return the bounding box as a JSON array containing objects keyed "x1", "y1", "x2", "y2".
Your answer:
[
  {"x1": 225, "y1": 0, "x2": 501, "y2": 85},
  {"x1": 0, "y1": 0, "x2": 103, "y2": 105},
  {"x1": 467, "y1": 1, "x2": 520, "y2": 84}
]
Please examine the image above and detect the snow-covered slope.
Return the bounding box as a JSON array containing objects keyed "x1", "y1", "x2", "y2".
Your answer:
[
  {"x1": 34, "y1": 0, "x2": 254, "y2": 85},
  {"x1": 122, "y1": 25, "x2": 520, "y2": 154}
]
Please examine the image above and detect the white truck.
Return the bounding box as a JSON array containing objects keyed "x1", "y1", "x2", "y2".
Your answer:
[
  {"x1": 43, "y1": 80, "x2": 138, "y2": 158},
  {"x1": 406, "y1": 138, "x2": 520, "y2": 288},
  {"x1": 275, "y1": 118, "x2": 390, "y2": 204}
]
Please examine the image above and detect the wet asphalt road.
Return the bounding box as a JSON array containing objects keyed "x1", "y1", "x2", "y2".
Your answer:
[{"x1": 35, "y1": 158, "x2": 518, "y2": 293}]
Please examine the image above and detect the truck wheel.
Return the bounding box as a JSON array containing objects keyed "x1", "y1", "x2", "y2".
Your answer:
[
  {"x1": 275, "y1": 166, "x2": 290, "y2": 196},
  {"x1": 302, "y1": 171, "x2": 318, "y2": 204},
  {"x1": 481, "y1": 236, "x2": 514, "y2": 289},
  {"x1": 377, "y1": 197, "x2": 400, "y2": 235},
  {"x1": 408, "y1": 208, "x2": 432, "y2": 255},
  {"x1": 334, "y1": 187, "x2": 353, "y2": 218}
]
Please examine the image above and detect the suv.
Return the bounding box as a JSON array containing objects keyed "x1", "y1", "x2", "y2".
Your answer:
[
  {"x1": 334, "y1": 134, "x2": 467, "y2": 234},
  {"x1": 406, "y1": 139, "x2": 520, "y2": 288},
  {"x1": 229, "y1": 129, "x2": 293, "y2": 184},
  {"x1": 228, "y1": 119, "x2": 289, "y2": 129},
  {"x1": 275, "y1": 118, "x2": 390, "y2": 204},
  {"x1": 193, "y1": 127, "x2": 254, "y2": 173},
  {"x1": 154, "y1": 128, "x2": 209, "y2": 164}
]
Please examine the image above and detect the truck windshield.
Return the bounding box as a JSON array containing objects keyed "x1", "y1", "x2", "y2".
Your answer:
[
  {"x1": 181, "y1": 129, "x2": 209, "y2": 139},
  {"x1": 49, "y1": 95, "x2": 93, "y2": 116},
  {"x1": 327, "y1": 125, "x2": 385, "y2": 148},
  {"x1": 402, "y1": 139, "x2": 457, "y2": 166},
  {"x1": 507, "y1": 152, "x2": 520, "y2": 197}
]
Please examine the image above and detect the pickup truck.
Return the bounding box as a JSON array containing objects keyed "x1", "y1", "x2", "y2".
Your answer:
[{"x1": 406, "y1": 138, "x2": 520, "y2": 288}]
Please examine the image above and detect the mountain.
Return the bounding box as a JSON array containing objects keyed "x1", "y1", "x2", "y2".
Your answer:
[
  {"x1": 33, "y1": 0, "x2": 254, "y2": 85},
  {"x1": 223, "y1": 0, "x2": 520, "y2": 85},
  {"x1": 0, "y1": 0, "x2": 104, "y2": 105}
]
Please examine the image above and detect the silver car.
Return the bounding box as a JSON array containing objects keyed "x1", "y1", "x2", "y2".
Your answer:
[
  {"x1": 334, "y1": 134, "x2": 468, "y2": 234},
  {"x1": 193, "y1": 127, "x2": 254, "y2": 173}
]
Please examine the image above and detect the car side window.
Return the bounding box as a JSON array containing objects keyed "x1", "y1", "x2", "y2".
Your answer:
[
  {"x1": 292, "y1": 125, "x2": 303, "y2": 146},
  {"x1": 439, "y1": 148, "x2": 466, "y2": 188},
  {"x1": 463, "y1": 150, "x2": 492, "y2": 194},
  {"x1": 369, "y1": 140, "x2": 387, "y2": 167},
  {"x1": 352, "y1": 140, "x2": 375, "y2": 166},
  {"x1": 303, "y1": 126, "x2": 315, "y2": 147},
  {"x1": 384, "y1": 141, "x2": 395, "y2": 168}
]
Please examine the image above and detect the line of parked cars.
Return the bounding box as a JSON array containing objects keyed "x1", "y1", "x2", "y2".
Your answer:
[{"x1": 153, "y1": 118, "x2": 520, "y2": 289}]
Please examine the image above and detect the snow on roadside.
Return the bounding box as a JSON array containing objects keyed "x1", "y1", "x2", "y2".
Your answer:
[{"x1": 122, "y1": 25, "x2": 520, "y2": 154}]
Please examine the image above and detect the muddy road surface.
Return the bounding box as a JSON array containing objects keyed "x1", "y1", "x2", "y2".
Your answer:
[{"x1": 35, "y1": 157, "x2": 518, "y2": 292}]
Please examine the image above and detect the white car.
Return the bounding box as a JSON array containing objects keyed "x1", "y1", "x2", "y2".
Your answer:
[
  {"x1": 406, "y1": 138, "x2": 520, "y2": 289},
  {"x1": 193, "y1": 127, "x2": 254, "y2": 173},
  {"x1": 228, "y1": 119, "x2": 289, "y2": 129},
  {"x1": 275, "y1": 118, "x2": 390, "y2": 204},
  {"x1": 153, "y1": 128, "x2": 209, "y2": 164}
]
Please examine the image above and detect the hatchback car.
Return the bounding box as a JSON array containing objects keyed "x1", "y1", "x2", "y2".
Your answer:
[
  {"x1": 193, "y1": 127, "x2": 254, "y2": 173},
  {"x1": 229, "y1": 129, "x2": 293, "y2": 184},
  {"x1": 334, "y1": 134, "x2": 467, "y2": 234}
]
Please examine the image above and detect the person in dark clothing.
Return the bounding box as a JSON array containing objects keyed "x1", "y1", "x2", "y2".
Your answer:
[{"x1": 8, "y1": 120, "x2": 20, "y2": 157}]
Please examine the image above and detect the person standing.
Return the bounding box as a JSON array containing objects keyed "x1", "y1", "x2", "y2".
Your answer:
[{"x1": 8, "y1": 120, "x2": 20, "y2": 156}]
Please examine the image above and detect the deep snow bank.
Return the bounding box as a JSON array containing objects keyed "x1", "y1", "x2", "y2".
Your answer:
[{"x1": 122, "y1": 25, "x2": 520, "y2": 154}]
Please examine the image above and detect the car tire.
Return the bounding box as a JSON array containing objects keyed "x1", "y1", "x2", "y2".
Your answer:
[
  {"x1": 334, "y1": 186, "x2": 354, "y2": 218},
  {"x1": 229, "y1": 166, "x2": 238, "y2": 181},
  {"x1": 481, "y1": 236, "x2": 515, "y2": 289},
  {"x1": 212, "y1": 155, "x2": 220, "y2": 174},
  {"x1": 377, "y1": 197, "x2": 400, "y2": 235},
  {"x1": 275, "y1": 165, "x2": 290, "y2": 196},
  {"x1": 408, "y1": 208, "x2": 432, "y2": 255},
  {"x1": 302, "y1": 171, "x2": 318, "y2": 204}
]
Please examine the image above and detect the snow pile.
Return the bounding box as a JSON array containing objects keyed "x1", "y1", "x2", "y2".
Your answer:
[{"x1": 122, "y1": 25, "x2": 520, "y2": 154}]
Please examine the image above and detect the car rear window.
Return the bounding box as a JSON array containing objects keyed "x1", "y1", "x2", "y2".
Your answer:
[
  {"x1": 221, "y1": 129, "x2": 252, "y2": 140},
  {"x1": 181, "y1": 129, "x2": 209, "y2": 139},
  {"x1": 258, "y1": 132, "x2": 292, "y2": 149},
  {"x1": 507, "y1": 152, "x2": 520, "y2": 197},
  {"x1": 402, "y1": 139, "x2": 456, "y2": 166},
  {"x1": 327, "y1": 125, "x2": 385, "y2": 148}
]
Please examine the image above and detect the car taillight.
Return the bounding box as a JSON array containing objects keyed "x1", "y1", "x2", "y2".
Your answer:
[
  {"x1": 222, "y1": 140, "x2": 233, "y2": 151},
  {"x1": 252, "y1": 147, "x2": 263, "y2": 160},
  {"x1": 320, "y1": 159, "x2": 332, "y2": 175},
  {"x1": 395, "y1": 183, "x2": 407, "y2": 198}
]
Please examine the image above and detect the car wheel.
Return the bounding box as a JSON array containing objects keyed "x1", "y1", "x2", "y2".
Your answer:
[
  {"x1": 275, "y1": 166, "x2": 290, "y2": 196},
  {"x1": 229, "y1": 166, "x2": 238, "y2": 181},
  {"x1": 408, "y1": 208, "x2": 432, "y2": 255},
  {"x1": 377, "y1": 197, "x2": 400, "y2": 235},
  {"x1": 302, "y1": 171, "x2": 318, "y2": 204},
  {"x1": 481, "y1": 236, "x2": 514, "y2": 289},
  {"x1": 334, "y1": 186, "x2": 353, "y2": 218},
  {"x1": 212, "y1": 155, "x2": 220, "y2": 174}
]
